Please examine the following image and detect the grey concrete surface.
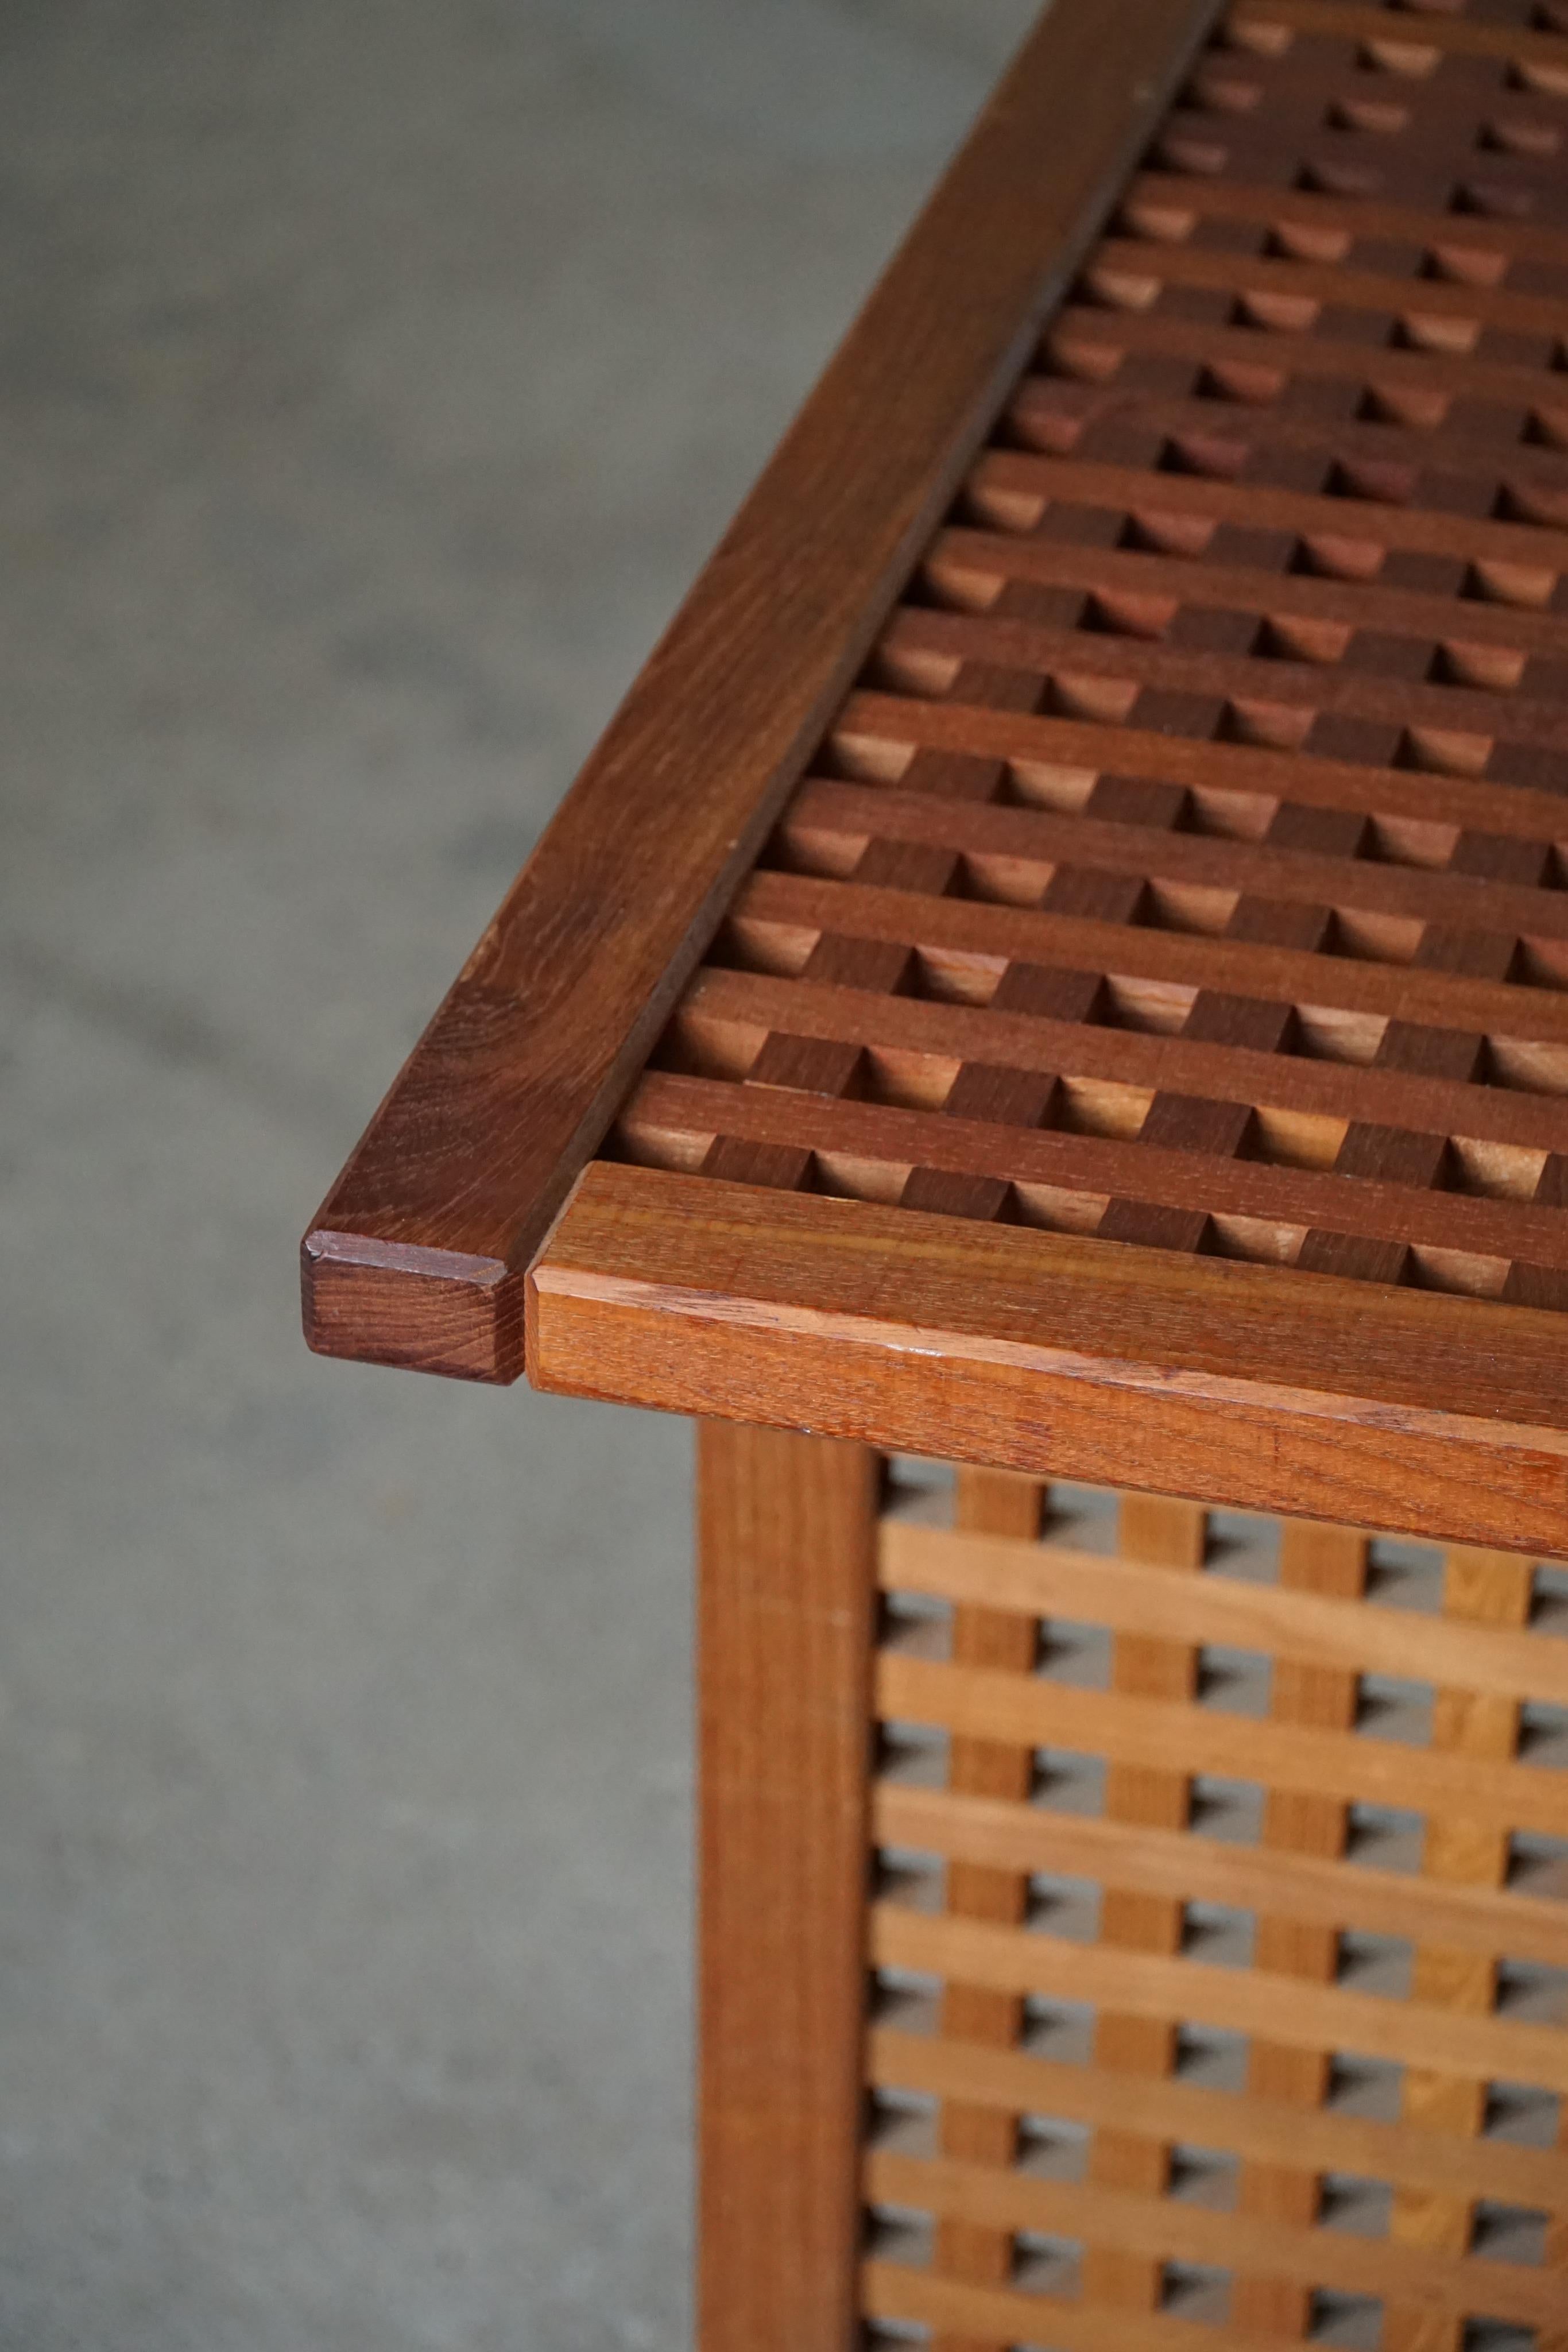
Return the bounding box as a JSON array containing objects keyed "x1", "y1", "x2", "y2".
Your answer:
[{"x1": 0, "y1": 2, "x2": 1042, "y2": 2346}]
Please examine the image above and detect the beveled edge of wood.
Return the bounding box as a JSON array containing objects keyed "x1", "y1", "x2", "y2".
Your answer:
[
  {"x1": 300, "y1": 0, "x2": 1226, "y2": 1384},
  {"x1": 528, "y1": 1161, "x2": 1568, "y2": 1553},
  {"x1": 301, "y1": 1231, "x2": 521, "y2": 1384}
]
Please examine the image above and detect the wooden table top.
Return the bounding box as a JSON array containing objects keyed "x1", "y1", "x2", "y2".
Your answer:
[{"x1": 306, "y1": 0, "x2": 1568, "y2": 1549}]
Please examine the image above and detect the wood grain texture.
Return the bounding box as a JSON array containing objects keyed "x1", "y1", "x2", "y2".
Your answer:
[
  {"x1": 867, "y1": 2149, "x2": 1566, "y2": 2332},
  {"x1": 1078, "y1": 1492, "x2": 1202, "y2": 2318},
  {"x1": 873, "y1": 1782, "x2": 1568, "y2": 1968},
  {"x1": 868, "y1": 2025, "x2": 1568, "y2": 2209},
  {"x1": 879, "y1": 1519, "x2": 1568, "y2": 1702},
  {"x1": 877, "y1": 1650, "x2": 1568, "y2": 1836},
  {"x1": 1222, "y1": 1522, "x2": 1365, "y2": 2340},
  {"x1": 864, "y1": 2258, "x2": 1275, "y2": 2352},
  {"x1": 528, "y1": 1160, "x2": 1568, "y2": 1553},
  {"x1": 929, "y1": 1469, "x2": 1044, "y2": 2352},
  {"x1": 695, "y1": 1422, "x2": 877, "y2": 2352},
  {"x1": 301, "y1": 0, "x2": 1224, "y2": 1381}
]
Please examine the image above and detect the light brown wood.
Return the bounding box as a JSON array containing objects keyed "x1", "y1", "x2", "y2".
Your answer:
[
  {"x1": 529, "y1": 1163, "x2": 1568, "y2": 1556},
  {"x1": 695, "y1": 1422, "x2": 878, "y2": 2352},
  {"x1": 867, "y1": 2149, "x2": 1566, "y2": 2331},
  {"x1": 879, "y1": 1521, "x2": 1568, "y2": 1704},
  {"x1": 864, "y1": 2257, "x2": 1284, "y2": 2352},
  {"x1": 871, "y1": 1885, "x2": 1568, "y2": 2095},
  {"x1": 873, "y1": 1784, "x2": 1568, "y2": 1968},
  {"x1": 868, "y1": 2027, "x2": 1568, "y2": 2210},
  {"x1": 878, "y1": 1653, "x2": 1568, "y2": 1838}
]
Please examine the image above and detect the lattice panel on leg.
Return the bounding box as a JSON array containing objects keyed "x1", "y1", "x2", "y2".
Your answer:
[{"x1": 863, "y1": 1465, "x2": 1568, "y2": 2352}]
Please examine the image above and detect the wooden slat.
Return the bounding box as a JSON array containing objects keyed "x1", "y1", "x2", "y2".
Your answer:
[
  {"x1": 873, "y1": 1784, "x2": 1568, "y2": 1968},
  {"x1": 1230, "y1": 0, "x2": 1568, "y2": 66},
  {"x1": 929, "y1": 1469, "x2": 1045, "y2": 2352},
  {"x1": 884, "y1": 616, "x2": 1568, "y2": 762},
  {"x1": 871, "y1": 1904, "x2": 1568, "y2": 2091},
  {"x1": 1047, "y1": 303, "x2": 1568, "y2": 416},
  {"x1": 878, "y1": 1653, "x2": 1568, "y2": 1838},
  {"x1": 973, "y1": 449, "x2": 1568, "y2": 573},
  {"x1": 1087, "y1": 231, "x2": 1568, "y2": 341},
  {"x1": 786, "y1": 777, "x2": 1568, "y2": 937},
  {"x1": 866, "y1": 2149, "x2": 1567, "y2": 2330},
  {"x1": 864, "y1": 2254, "x2": 1290, "y2": 2352},
  {"x1": 837, "y1": 690, "x2": 1568, "y2": 853},
  {"x1": 1230, "y1": 1521, "x2": 1366, "y2": 2340},
  {"x1": 878, "y1": 614, "x2": 1568, "y2": 760},
  {"x1": 1126, "y1": 166, "x2": 1568, "y2": 263},
  {"x1": 867, "y1": 2026, "x2": 1568, "y2": 2208},
  {"x1": 1081, "y1": 1492, "x2": 1205, "y2": 2315},
  {"x1": 677, "y1": 963, "x2": 1568, "y2": 1156},
  {"x1": 932, "y1": 520, "x2": 1568, "y2": 671},
  {"x1": 621, "y1": 1069, "x2": 1568, "y2": 1274},
  {"x1": 878, "y1": 1521, "x2": 1568, "y2": 1705},
  {"x1": 1383, "y1": 1545, "x2": 1535, "y2": 2352},
  {"x1": 733, "y1": 870, "x2": 1568, "y2": 1049},
  {"x1": 1181, "y1": 44, "x2": 1568, "y2": 144},
  {"x1": 300, "y1": 0, "x2": 1225, "y2": 1382}
]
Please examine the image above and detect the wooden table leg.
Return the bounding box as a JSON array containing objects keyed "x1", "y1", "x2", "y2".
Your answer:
[{"x1": 696, "y1": 1421, "x2": 880, "y2": 2352}]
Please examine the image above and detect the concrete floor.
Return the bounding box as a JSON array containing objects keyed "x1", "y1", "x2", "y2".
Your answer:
[{"x1": 0, "y1": 3, "x2": 1041, "y2": 2345}]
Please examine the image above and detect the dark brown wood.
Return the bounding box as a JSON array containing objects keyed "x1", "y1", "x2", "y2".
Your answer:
[
  {"x1": 529, "y1": 1160, "x2": 1568, "y2": 1554},
  {"x1": 301, "y1": 0, "x2": 1224, "y2": 1382},
  {"x1": 695, "y1": 1422, "x2": 878, "y2": 2352}
]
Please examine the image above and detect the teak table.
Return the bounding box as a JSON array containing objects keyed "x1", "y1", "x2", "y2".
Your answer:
[{"x1": 304, "y1": 2, "x2": 1568, "y2": 2343}]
